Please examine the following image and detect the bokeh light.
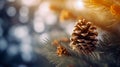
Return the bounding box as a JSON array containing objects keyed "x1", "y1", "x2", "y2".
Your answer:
[
  {"x1": 21, "y1": 53, "x2": 32, "y2": 62},
  {"x1": 36, "y1": 2, "x2": 51, "y2": 17},
  {"x1": 6, "y1": 6, "x2": 16, "y2": 17},
  {"x1": 10, "y1": 26, "x2": 29, "y2": 39},
  {"x1": 19, "y1": 15, "x2": 29, "y2": 23},
  {"x1": 19, "y1": 6, "x2": 29, "y2": 17},
  {"x1": 7, "y1": 45, "x2": 19, "y2": 56},
  {"x1": 73, "y1": 0, "x2": 84, "y2": 10},
  {"x1": 21, "y1": 0, "x2": 39, "y2": 6},
  {"x1": 45, "y1": 13, "x2": 57, "y2": 25},
  {"x1": 19, "y1": 6, "x2": 29, "y2": 23},
  {"x1": 33, "y1": 18, "x2": 45, "y2": 33},
  {"x1": 0, "y1": 38, "x2": 8, "y2": 51},
  {"x1": 20, "y1": 43, "x2": 32, "y2": 62}
]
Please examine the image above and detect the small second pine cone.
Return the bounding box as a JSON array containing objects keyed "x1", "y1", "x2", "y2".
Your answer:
[
  {"x1": 57, "y1": 45, "x2": 70, "y2": 57},
  {"x1": 70, "y1": 19, "x2": 98, "y2": 54}
]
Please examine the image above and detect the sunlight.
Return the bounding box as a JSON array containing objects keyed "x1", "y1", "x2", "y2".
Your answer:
[
  {"x1": 73, "y1": 0, "x2": 84, "y2": 10},
  {"x1": 21, "y1": 0, "x2": 39, "y2": 6}
]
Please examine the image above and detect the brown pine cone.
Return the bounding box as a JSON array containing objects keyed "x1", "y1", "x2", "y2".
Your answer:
[
  {"x1": 52, "y1": 39, "x2": 70, "y2": 57},
  {"x1": 70, "y1": 19, "x2": 98, "y2": 54},
  {"x1": 56, "y1": 45, "x2": 70, "y2": 57}
]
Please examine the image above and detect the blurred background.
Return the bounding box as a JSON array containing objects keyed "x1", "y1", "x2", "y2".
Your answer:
[{"x1": 0, "y1": 0, "x2": 71, "y2": 67}]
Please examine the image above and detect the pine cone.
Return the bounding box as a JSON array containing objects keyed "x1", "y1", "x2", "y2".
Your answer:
[
  {"x1": 70, "y1": 19, "x2": 98, "y2": 54},
  {"x1": 56, "y1": 45, "x2": 70, "y2": 57},
  {"x1": 52, "y1": 39, "x2": 70, "y2": 56}
]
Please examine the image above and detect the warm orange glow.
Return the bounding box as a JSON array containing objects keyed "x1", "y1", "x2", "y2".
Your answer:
[
  {"x1": 52, "y1": 40, "x2": 59, "y2": 46},
  {"x1": 73, "y1": 0, "x2": 84, "y2": 10},
  {"x1": 90, "y1": 0, "x2": 104, "y2": 5},
  {"x1": 90, "y1": 0, "x2": 111, "y2": 7},
  {"x1": 50, "y1": 5, "x2": 62, "y2": 13},
  {"x1": 110, "y1": 4, "x2": 120, "y2": 16},
  {"x1": 60, "y1": 37, "x2": 70, "y2": 42},
  {"x1": 60, "y1": 10, "x2": 76, "y2": 22}
]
